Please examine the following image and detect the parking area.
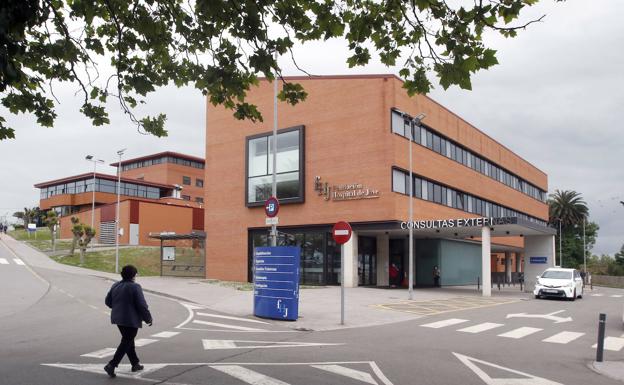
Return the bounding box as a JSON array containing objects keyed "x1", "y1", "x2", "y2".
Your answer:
[{"x1": 373, "y1": 296, "x2": 521, "y2": 316}]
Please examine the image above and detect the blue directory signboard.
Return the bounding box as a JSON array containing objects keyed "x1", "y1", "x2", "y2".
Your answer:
[
  {"x1": 253, "y1": 246, "x2": 300, "y2": 321},
  {"x1": 530, "y1": 256, "x2": 548, "y2": 264}
]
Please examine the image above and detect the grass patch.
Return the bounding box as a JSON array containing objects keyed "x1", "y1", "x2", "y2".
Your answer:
[
  {"x1": 52, "y1": 247, "x2": 162, "y2": 276},
  {"x1": 26, "y1": 239, "x2": 73, "y2": 251},
  {"x1": 9, "y1": 228, "x2": 55, "y2": 241}
]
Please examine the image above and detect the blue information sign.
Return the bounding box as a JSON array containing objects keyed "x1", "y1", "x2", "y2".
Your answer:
[
  {"x1": 253, "y1": 246, "x2": 300, "y2": 321},
  {"x1": 530, "y1": 256, "x2": 548, "y2": 264}
]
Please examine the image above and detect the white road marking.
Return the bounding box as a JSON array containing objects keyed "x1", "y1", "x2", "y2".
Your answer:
[
  {"x1": 43, "y1": 361, "x2": 395, "y2": 385},
  {"x1": 202, "y1": 339, "x2": 344, "y2": 350},
  {"x1": 542, "y1": 331, "x2": 585, "y2": 344},
  {"x1": 13, "y1": 258, "x2": 25, "y2": 265},
  {"x1": 458, "y1": 323, "x2": 504, "y2": 334},
  {"x1": 506, "y1": 310, "x2": 572, "y2": 323},
  {"x1": 593, "y1": 337, "x2": 624, "y2": 351},
  {"x1": 311, "y1": 364, "x2": 378, "y2": 385},
  {"x1": 420, "y1": 318, "x2": 468, "y2": 329},
  {"x1": 591, "y1": 294, "x2": 604, "y2": 297},
  {"x1": 0, "y1": 258, "x2": 8, "y2": 264},
  {"x1": 88, "y1": 305, "x2": 98, "y2": 310},
  {"x1": 611, "y1": 295, "x2": 623, "y2": 298},
  {"x1": 453, "y1": 352, "x2": 563, "y2": 385},
  {"x1": 80, "y1": 348, "x2": 116, "y2": 358},
  {"x1": 195, "y1": 312, "x2": 270, "y2": 324},
  {"x1": 498, "y1": 327, "x2": 543, "y2": 339},
  {"x1": 135, "y1": 338, "x2": 158, "y2": 347},
  {"x1": 151, "y1": 331, "x2": 180, "y2": 338},
  {"x1": 192, "y1": 320, "x2": 264, "y2": 331},
  {"x1": 210, "y1": 365, "x2": 291, "y2": 385}
]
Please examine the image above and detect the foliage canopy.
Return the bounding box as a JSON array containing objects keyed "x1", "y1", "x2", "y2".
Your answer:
[{"x1": 1, "y1": 0, "x2": 552, "y2": 139}]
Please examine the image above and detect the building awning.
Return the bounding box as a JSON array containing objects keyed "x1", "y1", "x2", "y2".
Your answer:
[{"x1": 148, "y1": 231, "x2": 206, "y2": 240}]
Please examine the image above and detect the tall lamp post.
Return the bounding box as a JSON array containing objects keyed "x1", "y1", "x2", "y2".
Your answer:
[
  {"x1": 85, "y1": 155, "x2": 105, "y2": 249},
  {"x1": 582, "y1": 215, "x2": 587, "y2": 276},
  {"x1": 557, "y1": 218, "x2": 563, "y2": 267},
  {"x1": 405, "y1": 112, "x2": 426, "y2": 301},
  {"x1": 115, "y1": 148, "x2": 127, "y2": 274}
]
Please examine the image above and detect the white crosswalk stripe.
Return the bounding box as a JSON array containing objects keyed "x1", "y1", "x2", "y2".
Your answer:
[
  {"x1": 593, "y1": 337, "x2": 624, "y2": 352},
  {"x1": 498, "y1": 327, "x2": 542, "y2": 339},
  {"x1": 81, "y1": 348, "x2": 116, "y2": 358},
  {"x1": 151, "y1": 331, "x2": 180, "y2": 338},
  {"x1": 193, "y1": 319, "x2": 264, "y2": 331},
  {"x1": 210, "y1": 365, "x2": 291, "y2": 385},
  {"x1": 542, "y1": 331, "x2": 585, "y2": 344},
  {"x1": 610, "y1": 295, "x2": 623, "y2": 298},
  {"x1": 0, "y1": 258, "x2": 8, "y2": 264},
  {"x1": 311, "y1": 364, "x2": 378, "y2": 385},
  {"x1": 420, "y1": 318, "x2": 468, "y2": 329},
  {"x1": 196, "y1": 312, "x2": 270, "y2": 324},
  {"x1": 591, "y1": 294, "x2": 604, "y2": 297},
  {"x1": 135, "y1": 338, "x2": 158, "y2": 347},
  {"x1": 13, "y1": 258, "x2": 25, "y2": 265},
  {"x1": 458, "y1": 323, "x2": 504, "y2": 334}
]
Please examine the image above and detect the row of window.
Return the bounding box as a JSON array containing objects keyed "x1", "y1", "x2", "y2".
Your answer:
[
  {"x1": 182, "y1": 176, "x2": 203, "y2": 187},
  {"x1": 391, "y1": 110, "x2": 546, "y2": 202},
  {"x1": 40, "y1": 178, "x2": 163, "y2": 200},
  {"x1": 180, "y1": 195, "x2": 204, "y2": 204},
  {"x1": 392, "y1": 168, "x2": 547, "y2": 226},
  {"x1": 120, "y1": 156, "x2": 204, "y2": 171}
]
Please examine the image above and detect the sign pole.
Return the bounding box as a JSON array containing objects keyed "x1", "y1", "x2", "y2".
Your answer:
[
  {"x1": 341, "y1": 243, "x2": 345, "y2": 325},
  {"x1": 270, "y1": 52, "x2": 278, "y2": 247}
]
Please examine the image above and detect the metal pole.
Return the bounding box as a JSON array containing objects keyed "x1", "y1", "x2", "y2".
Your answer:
[
  {"x1": 90, "y1": 161, "x2": 96, "y2": 250},
  {"x1": 115, "y1": 149, "x2": 125, "y2": 274},
  {"x1": 583, "y1": 216, "x2": 587, "y2": 277},
  {"x1": 341, "y1": 243, "x2": 345, "y2": 325},
  {"x1": 408, "y1": 120, "x2": 414, "y2": 300},
  {"x1": 270, "y1": 52, "x2": 278, "y2": 247},
  {"x1": 559, "y1": 219, "x2": 562, "y2": 267},
  {"x1": 596, "y1": 313, "x2": 606, "y2": 362}
]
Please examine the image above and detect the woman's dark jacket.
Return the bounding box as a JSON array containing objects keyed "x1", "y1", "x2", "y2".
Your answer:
[{"x1": 105, "y1": 280, "x2": 152, "y2": 328}]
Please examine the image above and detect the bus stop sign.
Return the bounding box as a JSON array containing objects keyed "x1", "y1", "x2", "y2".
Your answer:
[{"x1": 332, "y1": 221, "x2": 352, "y2": 245}]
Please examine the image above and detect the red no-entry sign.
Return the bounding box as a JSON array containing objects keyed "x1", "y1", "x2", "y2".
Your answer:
[{"x1": 332, "y1": 221, "x2": 352, "y2": 245}]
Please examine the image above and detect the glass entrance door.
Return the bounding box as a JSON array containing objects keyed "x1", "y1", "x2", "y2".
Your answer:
[{"x1": 358, "y1": 236, "x2": 377, "y2": 286}]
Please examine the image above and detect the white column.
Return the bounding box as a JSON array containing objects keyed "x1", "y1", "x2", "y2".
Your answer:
[
  {"x1": 523, "y1": 235, "x2": 556, "y2": 292},
  {"x1": 515, "y1": 252, "x2": 522, "y2": 273},
  {"x1": 505, "y1": 252, "x2": 512, "y2": 283},
  {"x1": 481, "y1": 226, "x2": 491, "y2": 297},
  {"x1": 342, "y1": 232, "x2": 359, "y2": 288},
  {"x1": 376, "y1": 233, "x2": 389, "y2": 287}
]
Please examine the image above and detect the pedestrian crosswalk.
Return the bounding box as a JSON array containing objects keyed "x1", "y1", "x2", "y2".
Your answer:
[
  {"x1": 181, "y1": 305, "x2": 290, "y2": 333},
  {"x1": 417, "y1": 317, "x2": 624, "y2": 351},
  {"x1": 44, "y1": 361, "x2": 395, "y2": 385},
  {"x1": 81, "y1": 330, "x2": 180, "y2": 359},
  {"x1": 0, "y1": 257, "x2": 25, "y2": 266}
]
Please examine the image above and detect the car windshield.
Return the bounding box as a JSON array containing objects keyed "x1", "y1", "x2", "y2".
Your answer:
[{"x1": 541, "y1": 270, "x2": 572, "y2": 279}]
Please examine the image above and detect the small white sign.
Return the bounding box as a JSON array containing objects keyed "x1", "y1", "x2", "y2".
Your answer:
[
  {"x1": 266, "y1": 217, "x2": 279, "y2": 225},
  {"x1": 162, "y1": 246, "x2": 175, "y2": 261},
  {"x1": 27, "y1": 223, "x2": 37, "y2": 231}
]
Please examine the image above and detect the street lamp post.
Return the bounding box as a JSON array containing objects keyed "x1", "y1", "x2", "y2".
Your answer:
[
  {"x1": 85, "y1": 155, "x2": 105, "y2": 250},
  {"x1": 558, "y1": 218, "x2": 563, "y2": 267},
  {"x1": 115, "y1": 148, "x2": 127, "y2": 274},
  {"x1": 406, "y1": 112, "x2": 425, "y2": 301},
  {"x1": 583, "y1": 216, "x2": 587, "y2": 276}
]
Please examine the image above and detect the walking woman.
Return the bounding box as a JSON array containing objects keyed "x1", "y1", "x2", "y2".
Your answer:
[{"x1": 104, "y1": 265, "x2": 153, "y2": 378}]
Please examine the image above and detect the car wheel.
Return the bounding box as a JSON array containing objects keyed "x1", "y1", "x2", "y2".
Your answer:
[
  {"x1": 571, "y1": 289, "x2": 576, "y2": 301},
  {"x1": 535, "y1": 295, "x2": 540, "y2": 299},
  {"x1": 578, "y1": 288, "x2": 583, "y2": 299}
]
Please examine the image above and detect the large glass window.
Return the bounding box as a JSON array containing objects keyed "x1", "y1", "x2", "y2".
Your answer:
[{"x1": 246, "y1": 126, "x2": 304, "y2": 205}]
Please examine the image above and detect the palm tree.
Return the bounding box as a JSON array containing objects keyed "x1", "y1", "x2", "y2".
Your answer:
[{"x1": 548, "y1": 190, "x2": 589, "y2": 226}]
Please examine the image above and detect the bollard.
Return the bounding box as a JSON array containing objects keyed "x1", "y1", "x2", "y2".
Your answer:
[
  {"x1": 596, "y1": 313, "x2": 606, "y2": 362},
  {"x1": 498, "y1": 276, "x2": 501, "y2": 291},
  {"x1": 477, "y1": 276, "x2": 480, "y2": 291}
]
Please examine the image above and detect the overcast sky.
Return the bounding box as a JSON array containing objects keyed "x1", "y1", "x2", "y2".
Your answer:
[{"x1": 0, "y1": 0, "x2": 621, "y2": 255}]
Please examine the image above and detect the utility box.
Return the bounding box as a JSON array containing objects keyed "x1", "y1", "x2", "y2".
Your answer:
[{"x1": 253, "y1": 246, "x2": 300, "y2": 321}]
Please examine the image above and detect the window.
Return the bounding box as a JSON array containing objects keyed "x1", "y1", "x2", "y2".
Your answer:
[
  {"x1": 392, "y1": 169, "x2": 406, "y2": 194},
  {"x1": 246, "y1": 126, "x2": 304, "y2": 205},
  {"x1": 195, "y1": 197, "x2": 204, "y2": 204},
  {"x1": 182, "y1": 195, "x2": 191, "y2": 201},
  {"x1": 196, "y1": 178, "x2": 204, "y2": 188},
  {"x1": 182, "y1": 176, "x2": 191, "y2": 185}
]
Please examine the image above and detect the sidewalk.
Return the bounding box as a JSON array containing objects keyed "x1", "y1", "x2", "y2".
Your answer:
[{"x1": 0, "y1": 233, "x2": 529, "y2": 332}]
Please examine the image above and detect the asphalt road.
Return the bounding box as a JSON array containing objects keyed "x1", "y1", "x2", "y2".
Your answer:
[{"x1": 1, "y1": 239, "x2": 622, "y2": 385}]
